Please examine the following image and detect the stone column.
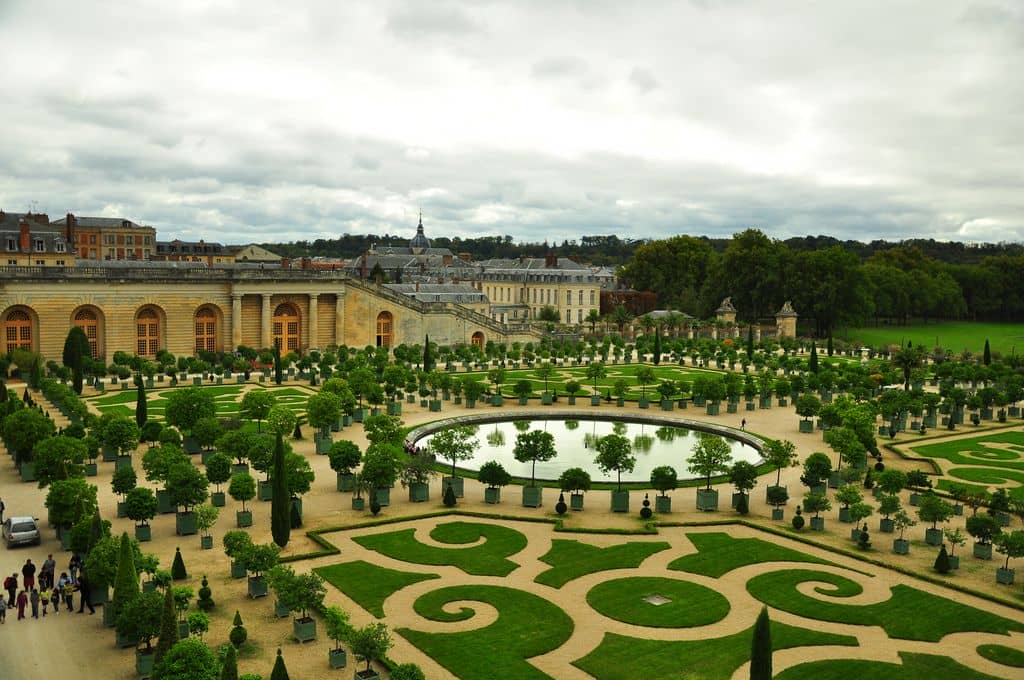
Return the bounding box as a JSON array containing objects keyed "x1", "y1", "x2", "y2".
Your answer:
[
  {"x1": 231, "y1": 293, "x2": 243, "y2": 351},
  {"x1": 261, "y1": 293, "x2": 272, "y2": 350},
  {"x1": 308, "y1": 293, "x2": 319, "y2": 350},
  {"x1": 334, "y1": 291, "x2": 346, "y2": 346}
]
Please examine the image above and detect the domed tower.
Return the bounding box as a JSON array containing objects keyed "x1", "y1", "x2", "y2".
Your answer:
[{"x1": 409, "y1": 211, "x2": 431, "y2": 255}]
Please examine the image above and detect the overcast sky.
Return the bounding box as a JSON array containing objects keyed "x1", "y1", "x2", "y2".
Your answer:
[{"x1": 1, "y1": 1, "x2": 1022, "y2": 246}]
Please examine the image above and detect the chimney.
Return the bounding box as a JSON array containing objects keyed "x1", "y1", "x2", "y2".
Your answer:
[
  {"x1": 443, "y1": 254, "x2": 453, "y2": 265},
  {"x1": 545, "y1": 253, "x2": 557, "y2": 268},
  {"x1": 360, "y1": 253, "x2": 367, "y2": 280},
  {"x1": 415, "y1": 282, "x2": 420, "y2": 292},
  {"x1": 65, "y1": 212, "x2": 76, "y2": 247},
  {"x1": 19, "y1": 219, "x2": 30, "y2": 251}
]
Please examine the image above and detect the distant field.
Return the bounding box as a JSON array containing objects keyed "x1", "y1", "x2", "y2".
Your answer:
[{"x1": 836, "y1": 322, "x2": 1024, "y2": 356}]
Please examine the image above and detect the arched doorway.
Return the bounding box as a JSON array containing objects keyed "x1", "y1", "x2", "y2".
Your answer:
[
  {"x1": 376, "y1": 311, "x2": 393, "y2": 348},
  {"x1": 3, "y1": 308, "x2": 33, "y2": 354},
  {"x1": 194, "y1": 306, "x2": 218, "y2": 354},
  {"x1": 273, "y1": 303, "x2": 300, "y2": 352},
  {"x1": 136, "y1": 307, "x2": 161, "y2": 357},
  {"x1": 471, "y1": 331, "x2": 484, "y2": 350},
  {"x1": 73, "y1": 308, "x2": 100, "y2": 359}
]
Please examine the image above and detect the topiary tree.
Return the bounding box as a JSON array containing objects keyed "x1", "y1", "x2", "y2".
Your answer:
[
  {"x1": 593, "y1": 434, "x2": 635, "y2": 491},
  {"x1": 800, "y1": 452, "x2": 832, "y2": 490},
  {"x1": 270, "y1": 433, "x2": 290, "y2": 548},
  {"x1": 728, "y1": 460, "x2": 758, "y2": 500},
  {"x1": 229, "y1": 610, "x2": 247, "y2": 648},
  {"x1": 167, "y1": 460, "x2": 209, "y2": 514},
  {"x1": 125, "y1": 487, "x2": 158, "y2": 528},
  {"x1": 117, "y1": 588, "x2": 163, "y2": 653},
  {"x1": 512, "y1": 429, "x2": 558, "y2": 488},
  {"x1": 764, "y1": 439, "x2": 798, "y2": 487},
  {"x1": 205, "y1": 453, "x2": 231, "y2": 495},
  {"x1": 63, "y1": 326, "x2": 91, "y2": 395},
  {"x1": 171, "y1": 546, "x2": 188, "y2": 580},
  {"x1": 154, "y1": 584, "x2": 179, "y2": 665},
  {"x1": 220, "y1": 644, "x2": 239, "y2": 680},
  {"x1": 558, "y1": 467, "x2": 591, "y2": 496},
  {"x1": 110, "y1": 531, "x2": 141, "y2": 626},
  {"x1": 328, "y1": 440, "x2": 362, "y2": 476},
  {"x1": 935, "y1": 544, "x2": 951, "y2": 574},
  {"x1": 429, "y1": 425, "x2": 479, "y2": 496},
  {"x1": 32, "y1": 435, "x2": 87, "y2": 488},
  {"x1": 270, "y1": 648, "x2": 290, "y2": 680},
  {"x1": 4, "y1": 407, "x2": 56, "y2": 466},
  {"x1": 228, "y1": 473, "x2": 256, "y2": 512},
  {"x1": 197, "y1": 574, "x2": 214, "y2": 612}
]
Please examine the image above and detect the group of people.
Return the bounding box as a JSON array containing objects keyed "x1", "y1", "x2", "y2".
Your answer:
[{"x1": 2, "y1": 553, "x2": 95, "y2": 623}]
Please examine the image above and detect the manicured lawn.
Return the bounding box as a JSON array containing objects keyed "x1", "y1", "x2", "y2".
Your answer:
[
  {"x1": 398, "y1": 585, "x2": 574, "y2": 680},
  {"x1": 314, "y1": 560, "x2": 439, "y2": 618},
  {"x1": 912, "y1": 431, "x2": 1024, "y2": 501},
  {"x1": 977, "y1": 643, "x2": 1024, "y2": 668},
  {"x1": 88, "y1": 383, "x2": 311, "y2": 423},
  {"x1": 775, "y1": 652, "x2": 1004, "y2": 680},
  {"x1": 837, "y1": 321, "x2": 1024, "y2": 356},
  {"x1": 586, "y1": 576, "x2": 729, "y2": 628},
  {"x1": 573, "y1": 621, "x2": 857, "y2": 680},
  {"x1": 668, "y1": 532, "x2": 834, "y2": 578},
  {"x1": 746, "y1": 568, "x2": 1024, "y2": 642},
  {"x1": 485, "y1": 364, "x2": 725, "y2": 400},
  {"x1": 534, "y1": 540, "x2": 670, "y2": 588},
  {"x1": 352, "y1": 521, "x2": 528, "y2": 576}
]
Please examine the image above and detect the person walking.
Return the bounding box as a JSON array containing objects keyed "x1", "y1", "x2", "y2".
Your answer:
[
  {"x1": 29, "y1": 588, "x2": 39, "y2": 619},
  {"x1": 68, "y1": 554, "x2": 81, "y2": 583},
  {"x1": 22, "y1": 559, "x2": 36, "y2": 591},
  {"x1": 39, "y1": 586, "x2": 50, "y2": 616},
  {"x1": 41, "y1": 554, "x2": 56, "y2": 589},
  {"x1": 0, "y1": 592, "x2": 6, "y2": 623},
  {"x1": 61, "y1": 575, "x2": 75, "y2": 612},
  {"x1": 16, "y1": 590, "x2": 27, "y2": 620},
  {"x1": 0, "y1": 496, "x2": 5, "y2": 523},
  {"x1": 76, "y1": 571, "x2": 94, "y2": 614},
  {"x1": 3, "y1": 573, "x2": 16, "y2": 607}
]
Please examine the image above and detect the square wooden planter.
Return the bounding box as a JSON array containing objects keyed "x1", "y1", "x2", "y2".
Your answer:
[
  {"x1": 258, "y1": 480, "x2": 274, "y2": 501},
  {"x1": 337, "y1": 472, "x2": 355, "y2": 492},
  {"x1": 996, "y1": 568, "x2": 1015, "y2": 585},
  {"x1": 293, "y1": 617, "x2": 317, "y2": 642},
  {"x1": 810, "y1": 517, "x2": 825, "y2": 531},
  {"x1": 443, "y1": 477, "x2": 464, "y2": 498},
  {"x1": 610, "y1": 490, "x2": 630, "y2": 513},
  {"x1": 484, "y1": 487, "x2": 501, "y2": 504},
  {"x1": 893, "y1": 539, "x2": 910, "y2": 555},
  {"x1": 522, "y1": 486, "x2": 543, "y2": 508},
  {"x1": 247, "y1": 576, "x2": 268, "y2": 599},
  {"x1": 176, "y1": 512, "x2": 197, "y2": 536},
  {"x1": 696, "y1": 489, "x2": 719, "y2": 512},
  {"x1": 570, "y1": 493, "x2": 584, "y2": 511},
  {"x1": 236, "y1": 510, "x2": 253, "y2": 528},
  {"x1": 135, "y1": 524, "x2": 152, "y2": 542},
  {"x1": 654, "y1": 495, "x2": 671, "y2": 514},
  {"x1": 407, "y1": 483, "x2": 429, "y2": 503},
  {"x1": 329, "y1": 649, "x2": 347, "y2": 669}
]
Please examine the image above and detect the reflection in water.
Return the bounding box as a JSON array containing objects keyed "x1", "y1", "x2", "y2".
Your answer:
[{"x1": 418, "y1": 418, "x2": 758, "y2": 484}]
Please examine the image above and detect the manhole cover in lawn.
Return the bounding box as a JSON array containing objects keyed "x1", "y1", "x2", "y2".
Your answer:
[{"x1": 643, "y1": 594, "x2": 671, "y2": 606}]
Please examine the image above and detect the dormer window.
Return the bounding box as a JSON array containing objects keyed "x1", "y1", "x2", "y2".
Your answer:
[{"x1": 34, "y1": 239, "x2": 44, "y2": 252}]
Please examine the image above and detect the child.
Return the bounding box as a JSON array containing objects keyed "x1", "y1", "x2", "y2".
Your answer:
[
  {"x1": 39, "y1": 586, "x2": 50, "y2": 616},
  {"x1": 0, "y1": 593, "x2": 7, "y2": 623},
  {"x1": 16, "y1": 590, "x2": 27, "y2": 620},
  {"x1": 62, "y1": 577, "x2": 75, "y2": 612}
]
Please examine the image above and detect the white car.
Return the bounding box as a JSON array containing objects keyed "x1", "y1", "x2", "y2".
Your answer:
[{"x1": 2, "y1": 516, "x2": 41, "y2": 548}]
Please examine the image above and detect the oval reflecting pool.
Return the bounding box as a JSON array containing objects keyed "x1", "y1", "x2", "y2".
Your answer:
[{"x1": 415, "y1": 417, "x2": 761, "y2": 484}]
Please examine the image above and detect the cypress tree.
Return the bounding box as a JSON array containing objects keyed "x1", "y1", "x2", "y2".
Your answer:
[
  {"x1": 136, "y1": 380, "x2": 148, "y2": 428},
  {"x1": 154, "y1": 584, "x2": 178, "y2": 666},
  {"x1": 934, "y1": 544, "x2": 951, "y2": 574},
  {"x1": 749, "y1": 606, "x2": 772, "y2": 680},
  {"x1": 271, "y1": 432, "x2": 290, "y2": 548},
  {"x1": 653, "y1": 327, "x2": 661, "y2": 365},
  {"x1": 983, "y1": 339, "x2": 991, "y2": 366},
  {"x1": 63, "y1": 326, "x2": 90, "y2": 395},
  {"x1": 809, "y1": 343, "x2": 819, "y2": 374},
  {"x1": 171, "y1": 546, "x2": 188, "y2": 580},
  {"x1": 220, "y1": 644, "x2": 239, "y2": 680},
  {"x1": 423, "y1": 334, "x2": 434, "y2": 371},
  {"x1": 746, "y1": 324, "x2": 754, "y2": 358},
  {"x1": 273, "y1": 340, "x2": 283, "y2": 385},
  {"x1": 270, "y1": 648, "x2": 290, "y2": 680},
  {"x1": 110, "y1": 532, "x2": 139, "y2": 623},
  {"x1": 827, "y1": 334, "x2": 833, "y2": 357},
  {"x1": 29, "y1": 356, "x2": 42, "y2": 390}
]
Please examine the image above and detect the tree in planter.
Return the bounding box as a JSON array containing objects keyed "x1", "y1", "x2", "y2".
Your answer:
[
  {"x1": 112, "y1": 464, "x2": 138, "y2": 511},
  {"x1": 428, "y1": 425, "x2": 479, "y2": 498},
  {"x1": 892, "y1": 509, "x2": 916, "y2": 544},
  {"x1": 191, "y1": 417, "x2": 223, "y2": 454},
  {"x1": 205, "y1": 453, "x2": 232, "y2": 500},
  {"x1": 197, "y1": 575, "x2": 214, "y2": 612},
  {"x1": 324, "y1": 605, "x2": 352, "y2": 666},
  {"x1": 271, "y1": 433, "x2": 290, "y2": 548},
  {"x1": 834, "y1": 484, "x2": 863, "y2": 521},
  {"x1": 363, "y1": 414, "x2": 404, "y2": 447},
  {"x1": 349, "y1": 622, "x2": 393, "y2": 677},
  {"x1": 307, "y1": 391, "x2": 343, "y2": 439},
  {"x1": 593, "y1": 433, "x2": 636, "y2": 490},
  {"x1": 143, "y1": 443, "x2": 189, "y2": 502},
  {"x1": 126, "y1": 487, "x2": 158, "y2": 533},
  {"x1": 565, "y1": 380, "x2": 582, "y2": 403},
  {"x1": 268, "y1": 565, "x2": 326, "y2": 626},
  {"x1": 558, "y1": 467, "x2": 591, "y2": 504},
  {"x1": 392, "y1": 664, "x2": 426, "y2": 680},
  {"x1": 650, "y1": 466, "x2": 677, "y2": 499},
  {"x1": 803, "y1": 493, "x2": 832, "y2": 522},
  {"x1": 764, "y1": 439, "x2": 798, "y2": 488},
  {"x1": 994, "y1": 531, "x2": 1024, "y2": 576},
  {"x1": 222, "y1": 530, "x2": 253, "y2": 573},
  {"x1": 240, "y1": 390, "x2": 276, "y2": 433},
  {"x1": 513, "y1": 379, "x2": 533, "y2": 403},
  {"x1": 360, "y1": 443, "x2": 402, "y2": 500},
  {"x1": 917, "y1": 493, "x2": 954, "y2": 537},
  {"x1": 328, "y1": 440, "x2": 361, "y2": 488},
  {"x1": 462, "y1": 377, "x2": 486, "y2": 405},
  {"x1": 635, "y1": 366, "x2": 656, "y2": 403},
  {"x1": 767, "y1": 485, "x2": 789, "y2": 514},
  {"x1": 875, "y1": 469, "x2": 907, "y2": 498},
  {"x1": 795, "y1": 393, "x2": 821, "y2": 424},
  {"x1": 195, "y1": 504, "x2": 219, "y2": 545},
  {"x1": 515, "y1": 429, "x2": 558, "y2": 488},
  {"x1": 32, "y1": 435, "x2": 87, "y2": 488},
  {"x1": 967, "y1": 514, "x2": 1002, "y2": 554},
  {"x1": 164, "y1": 387, "x2": 216, "y2": 437},
  {"x1": 399, "y1": 454, "x2": 436, "y2": 500},
  {"x1": 151, "y1": 637, "x2": 218, "y2": 680},
  {"x1": 612, "y1": 378, "x2": 629, "y2": 404},
  {"x1": 533, "y1": 362, "x2": 556, "y2": 397},
  {"x1": 989, "y1": 487, "x2": 1012, "y2": 521},
  {"x1": 167, "y1": 459, "x2": 209, "y2": 533},
  {"x1": 187, "y1": 611, "x2": 210, "y2": 640},
  {"x1": 242, "y1": 542, "x2": 280, "y2": 584},
  {"x1": 116, "y1": 588, "x2": 163, "y2": 658},
  {"x1": 586, "y1": 361, "x2": 607, "y2": 396},
  {"x1": 110, "y1": 531, "x2": 141, "y2": 627},
  {"x1": 4, "y1": 407, "x2": 56, "y2": 469},
  {"x1": 799, "y1": 452, "x2": 832, "y2": 492},
  {"x1": 728, "y1": 461, "x2": 758, "y2": 511},
  {"x1": 688, "y1": 432, "x2": 733, "y2": 491},
  {"x1": 228, "y1": 473, "x2": 256, "y2": 514}
]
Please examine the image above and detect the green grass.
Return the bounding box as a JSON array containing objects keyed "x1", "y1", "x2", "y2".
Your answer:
[
  {"x1": 573, "y1": 621, "x2": 857, "y2": 680},
  {"x1": 488, "y1": 364, "x2": 725, "y2": 400},
  {"x1": 775, "y1": 652, "x2": 1004, "y2": 680},
  {"x1": 398, "y1": 585, "x2": 574, "y2": 680},
  {"x1": 837, "y1": 321, "x2": 1024, "y2": 356},
  {"x1": 534, "y1": 539, "x2": 671, "y2": 588},
  {"x1": 746, "y1": 568, "x2": 1024, "y2": 642},
  {"x1": 88, "y1": 383, "x2": 311, "y2": 423},
  {"x1": 911, "y1": 431, "x2": 1024, "y2": 500},
  {"x1": 352, "y1": 521, "x2": 528, "y2": 576},
  {"x1": 314, "y1": 560, "x2": 439, "y2": 618},
  {"x1": 585, "y1": 576, "x2": 729, "y2": 628},
  {"x1": 977, "y1": 643, "x2": 1024, "y2": 668},
  {"x1": 668, "y1": 532, "x2": 834, "y2": 578}
]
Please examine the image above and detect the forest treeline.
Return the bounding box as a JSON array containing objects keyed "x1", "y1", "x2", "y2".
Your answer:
[{"x1": 264, "y1": 230, "x2": 1024, "y2": 332}]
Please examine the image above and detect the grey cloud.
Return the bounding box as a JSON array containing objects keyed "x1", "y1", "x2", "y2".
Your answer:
[
  {"x1": 387, "y1": 3, "x2": 481, "y2": 39},
  {"x1": 530, "y1": 56, "x2": 589, "y2": 80},
  {"x1": 628, "y1": 67, "x2": 659, "y2": 93}
]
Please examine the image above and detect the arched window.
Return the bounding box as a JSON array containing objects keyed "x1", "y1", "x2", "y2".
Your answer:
[
  {"x1": 74, "y1": 309, "x2": 99, "y2": 358},
  {"x1": 376, "y1": 311, "x2": 393, "y2": 348},
  {"x1": 471, "y1": 331, "x2": 484, "y2": 349},
  {"x1": 273, "y1": 303, "x2": 300, "y2": 351},
  {"x1": 136, "y1": 308, "x2": 160, "y2": 357},
  {"x1": 194, "y1": 307, "x2": 217, "y2": 354},
  {"x1": 4, "y1": 309, "x2": 32, "y2": 354}
]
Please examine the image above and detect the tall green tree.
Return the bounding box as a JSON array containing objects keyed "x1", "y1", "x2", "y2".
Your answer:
[
  {"x1": 618, "y1": 235, "x2": 715, "y2": 312},
  {"x1": 136, "y1": 380, "x2": 148, "y2": 428},
  {"x1": 750, "y1": 606, "x2": 772, "y2": 680},
  {"x1": 271, "y1": 432, "x2": 290, "y2": 548},
  {"x1": 154, "y1": 583, "x2": 179, "y2": 666},
  {"x1": 423, "y1": 334, "x2": 434, "y2": 371},
  {"x1": 63, "y1": 326, "x2": 91, "y2": 394},
  {"x1": 110, "y1": 531, "x2": 140, "y2": 626}
]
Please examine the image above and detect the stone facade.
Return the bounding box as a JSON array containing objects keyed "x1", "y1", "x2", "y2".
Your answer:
[{"x1": 0, "y1": 266, "x2": 539, "y2": 362}]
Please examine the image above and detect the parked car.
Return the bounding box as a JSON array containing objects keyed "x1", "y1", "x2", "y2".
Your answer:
[{"x1": 3, "y1": 516, "x2": 40, "y2": 548}]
